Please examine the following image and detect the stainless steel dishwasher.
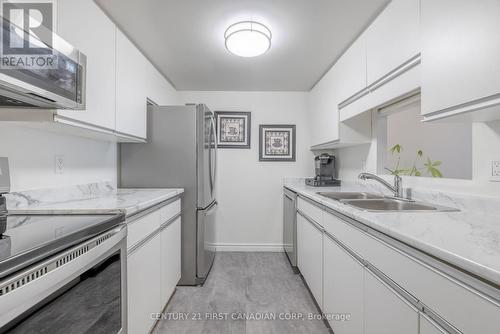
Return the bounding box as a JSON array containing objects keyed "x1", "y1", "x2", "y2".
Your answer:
[{"x1": 283, "y1": 187, "x2": 298, "y2": 272}]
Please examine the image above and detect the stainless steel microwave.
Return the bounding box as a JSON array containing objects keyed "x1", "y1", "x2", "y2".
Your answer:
[{"x1": 0, "y1": 17, "x2": 86, "y2": 109}]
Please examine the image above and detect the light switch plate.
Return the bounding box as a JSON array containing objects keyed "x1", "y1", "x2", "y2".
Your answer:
[{"x1": 491, "y1": 161, "x2": 500, "y2": 182}]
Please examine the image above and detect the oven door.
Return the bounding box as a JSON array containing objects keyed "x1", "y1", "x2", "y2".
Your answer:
[{"x1": 0, "y1": 225, "x2": 127, "y2": 334}]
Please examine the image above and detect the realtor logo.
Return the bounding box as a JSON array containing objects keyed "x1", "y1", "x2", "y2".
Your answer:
[{"x1": 0, "y1": 0, "x2": 57, "y2": 69}]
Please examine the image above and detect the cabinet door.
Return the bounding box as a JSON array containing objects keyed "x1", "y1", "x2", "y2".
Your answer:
[
  {"x1": 128, "y1": 234, "x2": 161, "y2": 334},
  {"x1": 336, "y1": 35, "x2": 367, "y2": 103},
  {"x1": 309, "y1": 65, "x2": 340, "y2": 146},
  {"x1": 366, "y1": 0, "x2": 420, "y2": 85},
  {"x1": 364, "y1": 269, "x2": 419, "y2": 334},
  {"x1": 297, "y1": 214, "x2": 323, "y2": 309},
  {"x1": 115, "y1": 29, "x2": 149, "y2": 139},
  {"x1": 57, "y1": 0, "x2": 116, "y2": 130},
  {"x1": 421, "y1": 0, "x2": 500, "y2": 116},
  {"x1": 145, "y1": 60, "x2": 178, "y2": 106},
  {"x1": 419, "y1": 314, "x2": 448, "y2": 334},
  {"x1": 323, "y1": 235, "x2": 364, "y2": 334},
  {"x1": 297, "y1": 212, "x2": 304, "y2": 269},
  {"x1": 160, "y1": 217, "x2": 181, "y2": 306}
]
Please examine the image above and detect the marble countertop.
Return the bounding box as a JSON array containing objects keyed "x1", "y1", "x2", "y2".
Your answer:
[
  {"x1": 284, "y1": 179, "x2": 500, "y2": 286},
  {"x1": 6, "y1": 182, "x2": 184, "y2": 218}
]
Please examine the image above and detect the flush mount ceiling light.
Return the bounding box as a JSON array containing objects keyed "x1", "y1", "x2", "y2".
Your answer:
[{"x1": 224, "y1": 21, "x2": 272, "y2": 57}]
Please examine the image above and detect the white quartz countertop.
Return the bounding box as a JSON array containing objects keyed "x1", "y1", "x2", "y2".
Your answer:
[
  {"x1": 6, "y1": 183, "x2": 184, "y2": 218},
  {"x1": 284, "y1": 179, "x2": 500, "y2": 286}
]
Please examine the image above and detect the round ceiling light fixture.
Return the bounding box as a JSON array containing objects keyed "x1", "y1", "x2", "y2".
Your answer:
[{"x1": 224, "y1": 21, "x2": 272, "y2": 57}]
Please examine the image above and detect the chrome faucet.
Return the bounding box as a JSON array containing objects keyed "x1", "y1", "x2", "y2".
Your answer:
[{"x1": 358, "y1": 172, "x2": 406, "y2": 199}]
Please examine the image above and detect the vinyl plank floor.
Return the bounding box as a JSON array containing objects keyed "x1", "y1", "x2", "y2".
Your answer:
[{"x1": 152, "y1": 252, "x2": 330, "y2": 334}]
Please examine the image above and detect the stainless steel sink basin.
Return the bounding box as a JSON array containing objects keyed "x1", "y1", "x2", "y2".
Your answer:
[
  {"x1": 317, "y1": 192, "x2": 384, "y2": 201},
  {"x1": 342, "y1": 198, "x2": 458, "y2": 212},
  {"x1": 317, "y1": 192, "x2": 458, "y2": 212}
]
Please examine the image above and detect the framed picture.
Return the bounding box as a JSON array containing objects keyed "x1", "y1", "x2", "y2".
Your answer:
[
  {"x1": 259, "y1": 124, "x2": 296, "y2": 162},
  {"x1": 215, "y1": 111, "x2": 251, "y2": 149}
]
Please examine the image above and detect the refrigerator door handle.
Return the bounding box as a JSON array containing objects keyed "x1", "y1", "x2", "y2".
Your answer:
[
  {"x1": 211, "y1": 116, "x2": 217, "y2": 196},
  {"x1": 207, "y1": 116, "x2": 214, "y2": 196},
  {"x1": 204, "y1": 201, "x2": 218, "y2": 216}
]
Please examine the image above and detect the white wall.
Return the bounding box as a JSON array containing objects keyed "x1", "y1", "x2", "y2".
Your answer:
[
  {"x1": 0, "y1": 124, "x2": 117, "y2": 191},
  {"x1": 385, "y1": 103, "x2": 473, "y2": 179},
  {"x1": 335, "y1": 115, "x2": 500, "y2": 197},
  {"x1": 179, "y1": 91, "x2": 313, "y2": 251}
]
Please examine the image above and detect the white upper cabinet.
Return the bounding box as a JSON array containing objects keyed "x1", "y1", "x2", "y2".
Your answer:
[
  {"x1": 115, "y1": 29, "x2": 149, "y2": 139},
  {"x1": 336, "y1": 35, "x2": 367, "y2": 104},
  {"x1": 56, "y1": 0, "x2": 116, "y2": 130},
  {"x1": 421, "y1": 0, "x2": 500, "y2": 120},
  {"x1": 366, "y1": 0, "x2": 420, "y2": 86},
  {"x1": 309, "y1": 65, "x2": 340, "y2": 146},
  {"x1": 145, "y1": 61, "x2": 178, "y2": 106}
]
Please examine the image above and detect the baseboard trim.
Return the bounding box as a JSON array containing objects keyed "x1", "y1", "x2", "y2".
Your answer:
[{"x1": 215, "y1": 243, "x2": 284, "y2": 252}]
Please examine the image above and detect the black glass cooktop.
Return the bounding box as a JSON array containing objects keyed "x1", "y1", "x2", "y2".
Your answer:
[{"x1": 0, "y1": 213, "x2": 125, "y2": 279}]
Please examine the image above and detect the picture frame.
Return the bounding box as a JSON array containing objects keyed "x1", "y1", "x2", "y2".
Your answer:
[
  {"x1": 215, "y1": 111, "x2": 251, "y2": 149},
  {"x1": 259, "y1": 124, "x2": 296, "y2": 162}
]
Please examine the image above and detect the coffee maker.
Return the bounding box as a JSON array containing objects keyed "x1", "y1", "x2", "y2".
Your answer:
[{"x1": 305, "y1": 153, "x2": 341, "y2": 187}]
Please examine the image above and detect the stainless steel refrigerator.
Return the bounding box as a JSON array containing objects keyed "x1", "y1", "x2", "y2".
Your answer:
[{"x1": 120, "y1": 104, "x2": 217, "y2": 285}]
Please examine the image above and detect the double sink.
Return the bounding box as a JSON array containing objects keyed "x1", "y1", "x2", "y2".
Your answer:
[{"x1": 317, "y1": 192, "x2": 458, "y2": 212}]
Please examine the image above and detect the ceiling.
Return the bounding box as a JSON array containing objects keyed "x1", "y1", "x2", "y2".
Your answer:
[{"x1": 96, "y1": 0, "x2": 390, "y2": 91}]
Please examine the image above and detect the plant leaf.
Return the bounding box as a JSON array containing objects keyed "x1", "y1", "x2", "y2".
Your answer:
[{"x1": 390, "y1": 144, "x2": 401, "y2": 154}]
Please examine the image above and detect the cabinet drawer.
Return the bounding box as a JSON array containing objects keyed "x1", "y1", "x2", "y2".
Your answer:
[
  {"x1": 159, "y1": 199, "x2": 181, "y2": 224},
  {"x1": 324, "y1": 210, "x2": 500, "y2": 334},
  {"x1": 127, "y1": 210, "x2": 161, "y2": 248},
  {"x1": 297, "y1": 197, "x2": 323, "y2": 226}
]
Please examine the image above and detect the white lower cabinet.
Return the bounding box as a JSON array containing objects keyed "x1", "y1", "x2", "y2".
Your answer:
[
  {"x1": 292, "y1": 191, "x2": 498, "y2": 334},
  {"x1": 128, "y1": 234, "x2": 162, "y2": 334},
  {"x1": 127, "y1": 199, "x2": 182, "y2": 334},
  {"x1": 323, "y1": 235, "x2": 364, "y2": 334},
  {"x1": 160, "y1": 217, "x2": 182, "y2": 304},
  {"x1": 419, "y1": 314, "x2": 448, "y2": 334},
  {"x1": 364, "y1": 269, "x2": 419, "y2": 334},
  {"x1": 297, "y1": 213, "x2": 323, "y2": 309}
]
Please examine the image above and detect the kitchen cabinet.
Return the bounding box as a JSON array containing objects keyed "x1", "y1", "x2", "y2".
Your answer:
[
  {"x1": 115, "y1": 29, "x2": 149, "y2": 139},
  {"x1": 296, "y1": 213, "x2": 323, "y2": 308},
  {"x1": 336, "y1": 35, "x2": 367, "y2": 104},
  {"x1": 160, "y1": 217, "x2": 181, "y2": 304},
  {"x1": 308, "y1": 63, "x2": 372, "y2": 150},
  {"x1": 339, "y1": 0, "x2": 420, "y2": 122},
  {"x1": 145, "y1": 61, "x2": 178, "y2": 106},
  {"x1": 56, "y1": 0, "x2": 116, "y2": 131},
  {"x1": 366, "y1": 0, "x2": 420, "y2": 86},
  {"x1": 308, "y1": 65, "x2": 340, "y2": 146},
  {"x1": 128, "y1": 233, "x2": 162, "y2": 334},
  {"x1": 364, "y1": 269, "x2": 419, "y2": 334},
  {"x1": 323, "y1": 234, "x2": 364, "y2": 334},
  {"x1": 289, "y1": 189, "x2": 500, "y2": 334},
  {"x1": 127, "y1": 198, "x2": 182, "y2": 334},
  {"x1": 419, "y1": 314, "x2": 448, "y2": 334},
  {"x1": 421, "y1": 0, "x2": 500, "y2": 121}
]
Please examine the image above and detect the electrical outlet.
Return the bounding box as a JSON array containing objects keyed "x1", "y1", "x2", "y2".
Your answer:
[
  {"x1": 491, "y1": 161, "x2": 500, "y2": 182},
  {"x1": 55, "y1": 155, "x2": 64, "y2": 174}
]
